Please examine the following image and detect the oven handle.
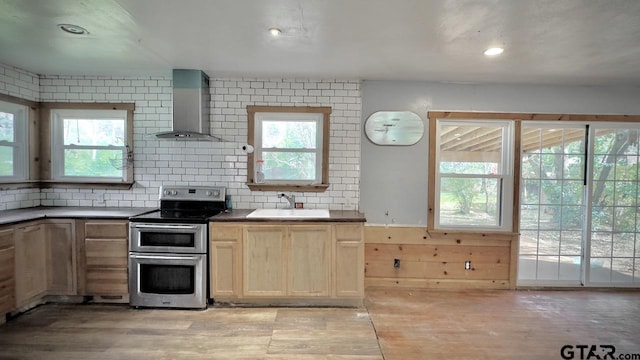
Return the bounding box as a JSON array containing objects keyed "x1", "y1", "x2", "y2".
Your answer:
[
  {"x1": 129, "y1": 254, "x2": 201, "y2": 261},
  {"x1": 132, "y1": 224, "x2": 200, "y2": 230}
]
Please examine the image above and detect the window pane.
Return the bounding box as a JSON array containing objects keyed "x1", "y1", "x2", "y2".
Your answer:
[
  {"x1": 438, "y1": 177, "x2": 499, "y2": 226},
  {"x1": 63, "y1": 119, "x2": 125, "y2": 146},
  {"x1": 560, "y1": 231, "x2": 582, "y2": 255},
  {"x1": 63, "y1": 149, "x2": 123, "y2": 177},
  {"x1": 521, "y1": 179, "x2": 541, "y2": 204},
  {"x1": 439, "y1": 161, "x2": 499, "y2": 175},
  {"x1": 439, "y1": 124, "x2": 503, "y2": 175},
  {"x1": 262, "y1": 151, "x2": 316, "y2": 181},
  {"x1": 0, "y1": 112, "x2": 15, "y2": 142},
  {"x1": 561, "y1": 206, "x2": 583, "y2": 230},
  {"x1": 0, "y1": 146, "x2": 13, "y2": 176},
  {"x1": 262, "y1": 121, "x2": 317, "y2": 149}
]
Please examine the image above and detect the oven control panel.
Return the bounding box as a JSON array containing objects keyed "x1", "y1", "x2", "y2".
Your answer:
[{"x1": 159, "y1": 186, "x2": 226, "y2": 201}]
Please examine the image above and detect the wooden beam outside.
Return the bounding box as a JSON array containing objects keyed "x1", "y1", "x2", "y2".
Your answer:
[{"x1": 428, "y1": 111, "x2": 640, "y2": 122}]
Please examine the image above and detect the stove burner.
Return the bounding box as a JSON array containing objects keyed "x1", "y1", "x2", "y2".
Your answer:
[
  {"x1": 159, "y1": 210, "x2": 222, "y2": 220},
  {"x1": 129, "y1": 186, "x2": 226, "y2": 224}
]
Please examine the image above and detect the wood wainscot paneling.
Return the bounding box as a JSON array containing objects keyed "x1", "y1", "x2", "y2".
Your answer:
[{"x1": 364, "y1": 226, "x2": 517, "y2": 289}]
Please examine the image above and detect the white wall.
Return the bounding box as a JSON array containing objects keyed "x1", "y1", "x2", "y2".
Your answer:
[
  {"x1": 361, "y1": 80, "x2": 640, "y2": 225},
  {"x1": 0, "y1": 62, "x2": 362, "y2": 211}
]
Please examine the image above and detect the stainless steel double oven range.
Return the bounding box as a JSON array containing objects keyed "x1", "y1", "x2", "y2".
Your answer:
[{"x1": 129, "y1": 186, "x2": 226, "y2": 309}]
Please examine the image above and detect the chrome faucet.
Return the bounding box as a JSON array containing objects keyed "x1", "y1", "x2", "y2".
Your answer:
[{"x1": 278, "y1": 193, "x2": 296, "y2": 209}]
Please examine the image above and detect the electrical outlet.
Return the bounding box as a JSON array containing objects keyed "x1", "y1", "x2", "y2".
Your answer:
[
  {"x1": 464, "y1": 260, "x2": 471, "y2": 270},
  {"x1": 95, "y1": 191, "x2": 106, "y2": 204}
]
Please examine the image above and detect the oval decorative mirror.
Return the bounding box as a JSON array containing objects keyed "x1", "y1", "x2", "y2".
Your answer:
[{"x1": 364, "y1": 111, "x2": 424, "y2": 145}]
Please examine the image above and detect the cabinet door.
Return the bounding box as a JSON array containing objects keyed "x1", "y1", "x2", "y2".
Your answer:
[
  {"x1": 15, "y1": 223, "x2": 47, "y2": 307},
  {"x1": 243, "y1": 226, "x2": 286, "y2": 297},
  {"x1": 334, "y1": 224, "x2": 364, "y2": 297},
  {"x1": 0, "y1": 227, "x2": 15, "y2": 314},
  {"x1": 44, "y1": 220, "x2": 76, "y2": 295},
  {"x1": 210, "y1": 223, "x2": 242, "y2": 298},
  {"x1": 288, "y1": 225, "x2": 331, "y2": 297},
  {"x1": 82, "y1": 221, "x2": 129, "y2": 295}
]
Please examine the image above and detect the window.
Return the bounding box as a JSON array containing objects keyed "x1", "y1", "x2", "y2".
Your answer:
[
  {"x1": 247, "y1": 106, "x2": 331, "y2": 192},
  {"x1": 0, "y1": 99, "x2": 28, "y2": 181},
  {"x1": 435, "y1": 120, "x2": 514, "y2": 230},
  {"x1": 50, "y1": 108, "x2": 131, "y2": 182}
]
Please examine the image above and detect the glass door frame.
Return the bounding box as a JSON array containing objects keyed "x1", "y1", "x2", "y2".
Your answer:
[
  {"x1": 517, "y1": 121, "x2": 588, "y2": 287},
  {"x1": 584, "y1": 122, "x2": 640, "y2": 288}
]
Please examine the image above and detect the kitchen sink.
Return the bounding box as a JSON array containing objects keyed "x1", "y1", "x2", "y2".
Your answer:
[{"x1": 246, "y1": 209, "x2": 330, "y2": 219}]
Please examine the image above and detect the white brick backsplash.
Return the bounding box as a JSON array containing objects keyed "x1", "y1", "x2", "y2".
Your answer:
[
  {"x1": 0, "y1": 188, "x2": 41, "y2": 210},
  {"x1": 1, "y1": 64, "x2": 361, "y2": 211},
  {"x1": 0, "y1": 63, "x2": 39, "y2": 101}
]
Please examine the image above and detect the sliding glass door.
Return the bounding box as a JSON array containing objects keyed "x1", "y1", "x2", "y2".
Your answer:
[
  {"x1": 518, "y1": 125, "x2": 586, "y2": 285},
  {"x1": 587, "y1": 126, "x2": 640, "y2": 286},
  {"x1": 518, "y1": 123, "x2": 640, "y2": 287}
]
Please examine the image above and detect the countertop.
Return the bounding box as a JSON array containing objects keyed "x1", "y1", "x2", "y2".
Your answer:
[
  {"x1": 0, "y1": 206, "x2": 157, "y2": 226},
  {"x1": 210, "y1": 209, "x2": 366, "y2": 222}
]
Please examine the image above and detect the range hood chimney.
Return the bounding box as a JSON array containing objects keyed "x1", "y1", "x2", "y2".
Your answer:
[{"x1": 155, "y1": 69, "x2": 223, "y2": 141}]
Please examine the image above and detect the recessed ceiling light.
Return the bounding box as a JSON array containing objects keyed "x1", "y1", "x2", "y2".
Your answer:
[
  {"x1": 484, "y1": 47, "x2": 504, "y2": 56},
  {"x1": 268, "y1": 28, "x2": 282, "y2": 37},
  {"x1": 58, "y1": 24, "x2": 89, "y2": 35}
]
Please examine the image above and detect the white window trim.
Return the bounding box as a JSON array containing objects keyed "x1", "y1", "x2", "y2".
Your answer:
[
  {"x1": 0, "y1": 100, "x2": 28, "y2": 182},
  {"x1": 254, "y1": 111, "x2": 324, "y2": 185},
  {"x1": 50, "y1": 108, "x2": 128, "y2": 183},
  {"x1": 434, "y1": 119, "x2": 514, "y2": 231}
]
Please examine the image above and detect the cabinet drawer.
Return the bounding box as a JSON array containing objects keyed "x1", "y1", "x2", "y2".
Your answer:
[
  {"x1": 0, "y1": 246, "x2": 15, "y2": 283},
  {"x1": 85, "y1": 222, "x2": 128, "y2": 239},
  {"x1": 85, "y1": 238, "x2": 128, "y2": 267},
  {"x1": 0, "y1": 228, "x2": 15, "y2": 250},
  {"x1": 85, "y1": 268, "x2": 128, "y2": 295},
  {"x1": 210, "y1": 224, "x2": 241, "y2": 241},
  {"x1": 335, "y1": 224, "x2": 363, "y2": 242}
]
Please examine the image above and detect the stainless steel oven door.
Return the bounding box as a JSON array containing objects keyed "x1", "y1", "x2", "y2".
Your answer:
[
  {"x1": 129, "y1": 252, "x2": 206, "y2": 309},
  {"x1": 129, "y1": 223, "x2": 207, "y2": 253}
]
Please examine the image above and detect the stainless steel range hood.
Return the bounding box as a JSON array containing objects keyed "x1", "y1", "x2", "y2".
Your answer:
[{"x1": 155, "y1": 69, "x2": 223, "y2": 141}]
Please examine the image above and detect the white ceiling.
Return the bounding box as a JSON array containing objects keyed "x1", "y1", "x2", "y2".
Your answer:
[{"x1": 2, "y1": 0, "x2": 640, "y2": 86}]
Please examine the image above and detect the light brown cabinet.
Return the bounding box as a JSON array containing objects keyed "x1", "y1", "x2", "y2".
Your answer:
[
  {"x1": 77, "y1": 220, "x2": 129, "y2": 297},
  {"x1": 14, "y1": 222, "x2": 47, "y2": 308},
  {"x1": 242, "y1": 225, "x2": 331, "y2": 298},
  {"x1": 0, "y1": 227, "x2": 15, "y2": 316},
  {"x1": 0, "y1": 216, "x2": 131, "y2": 318},
  {"x1": 288, "y1": 225, "x2": 331, "y2": 297},
  {"x1": 334, "y1": 224, "x2": 364, "y2": 297},
  {"x1": 209, "y1": 224, "x2": 241, "y2": 298},
  {"x1": 44, "y1": 220, "x2": 76, "y2": 295},
  {"x1": 243, "y1": 225, "x2": 287, "y2": 297},
  {"x1": 210, "y1": 222, "x2": 363, "y2": 306}
]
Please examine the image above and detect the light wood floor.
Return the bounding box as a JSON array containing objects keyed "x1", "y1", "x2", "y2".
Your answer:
[
  {"x1": 0, "y1": 304, "x2": 381, "y2": 360},
  {"x1": 367, "y1": 288, "x2": 640, "y2": 360},
  {"x1": 1, "y1": 289, "x2": 639, "y2": 359}
]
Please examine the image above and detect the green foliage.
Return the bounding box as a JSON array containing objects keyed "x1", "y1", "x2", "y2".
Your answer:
[
  {"x1": 1, "y1": 111, "x2": 16, "y2": 176},
  {"x1": 60, "y1": 118, "x2": 125, "y2": 178},
  {"x1": 261, "y1": 120, "x2": 318, "y2": 181},
  {"x1": 64, "y1": 149, "x2": 122, "y2": 177},
  {"x1": 590, "y1": 130, "x2": 639, "y2": 232},
  {"x1": 0, "y1": 112, "x2": 14, "y2": 141},
  {"x1": 439, "y1": 162, "x2": 498, "y2": 218},
  {"x1": 0, "y1": 146, "x2": 12, "y2": 176},
  {"x1": 521, "y1": 136, "x2": 586, "y2": 228},
  {"x1": 443, "y1": 178, "x2": 477, "y2": 215},
  {"x1": 521, "y1": 129, "x2": 639, "y2": 232},
  {"x1": 263, "y1": 152, "x2": 315, "y2": 180}
]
